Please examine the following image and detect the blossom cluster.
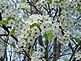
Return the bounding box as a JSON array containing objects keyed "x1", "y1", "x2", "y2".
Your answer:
[{"x1": 17, "y1": 14, "x2": 54, "y2": 47}]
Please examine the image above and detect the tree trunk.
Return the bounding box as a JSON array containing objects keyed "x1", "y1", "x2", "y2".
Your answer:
[{"x1": 53, "y1": 37, "x2": 60, "y2": 61}]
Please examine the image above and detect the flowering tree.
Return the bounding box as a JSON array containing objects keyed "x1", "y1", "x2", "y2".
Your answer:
[{"x1": 0, "y1": 0, "x2": 81, "y2": 61}]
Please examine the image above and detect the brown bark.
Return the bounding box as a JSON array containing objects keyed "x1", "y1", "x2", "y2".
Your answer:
[
  {"x1": 45, "y1": 40, "x2": 48, "y2": 61},
  {"x1": 53, "y1": 37, "x2": 60, "y2": 61}
]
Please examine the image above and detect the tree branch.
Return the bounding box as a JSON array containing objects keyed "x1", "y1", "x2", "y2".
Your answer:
[
  {"x1": 69, "y1": 40, "x2": 81, "y2": 61},
  {"x1": 0, "y1": 12, "x2": 18, "y2": 42},
  {"x1": 0, "y1": 34, "x2": 8, "y2": 36},
  {"x1": 27, "y1": 0, "x2": 42, "y2": 15}
]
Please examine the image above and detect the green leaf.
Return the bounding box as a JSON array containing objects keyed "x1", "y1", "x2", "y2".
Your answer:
[
  {"x1": 0, "y1": 38, "x2": 2, "y2": 42},
  {"x1": 0, "y1": 20, "x2": 7, "y2": 25},
  {"x1": 9, "y1": 27, "x2": 16, "y2": 36},
  {"x1": 7, "y1": 17, "x2": 15, "y2": 21},
  {"x1": 55, "y1": 0, "x2": 61, "y2": 3},
  {"x1": 30, "y1": 23, "x2": 41, "y2": 31},
  {"x1": 29, "y1": 47, "x2": 32, "y2": 57},
  {"x1": 76, "y1": 6, "x2": 81, "y2": 13},
  {"x1": 44, "y1": 32, "x2": 48, "y2": 40},
  {"x1": 0, "y1": 17, "x2": 15, "y2": 25},
  {"x1": 48, "y1": 0, "x2": 52, "y2": 4},
  {"x1": 44, "y1": 31, "x2": 52, "y2": 42},
  {"x1": 6, "y1": 17, "x2": 16, "y2": 23},
  {"x1": 44, "y1": 3, "x2": 48, "y2": 9},
  {"x1": 74, "y1": 38, "x2": 80, "y2": 43},
  {"x1": 47, "y1": 32, "x2": 52, "y2": 42},
  {"x1": 30, "y1": 23, "x2": 40, "y2": 28}
]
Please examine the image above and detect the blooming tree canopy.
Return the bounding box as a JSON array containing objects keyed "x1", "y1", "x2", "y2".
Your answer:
[{"x1": 0, "y1": 0, "x2": 81, "y2": 61}]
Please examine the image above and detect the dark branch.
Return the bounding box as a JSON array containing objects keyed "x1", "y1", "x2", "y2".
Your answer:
[
  {"x1": 0, "y1": 12, "x2": 18, "y2": 42},
  {"x1": 23, "y1": 49, "x2": 31, "y2": 61},
  {"x1": 27, "y1": 0, "x2": 42, "y2": 15},
  {"x1": 53, "y1": 8, "x2": 58, "y2": 20},
  {"x1": 69, "y1": 40, "x2": 81, "y2": 61},
  {"x1": 68, "y1": 42, "x2": 73, "y2": 52},
  {"x1": 0, "y1": 34, "x2": 8, "y2": 36}
]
